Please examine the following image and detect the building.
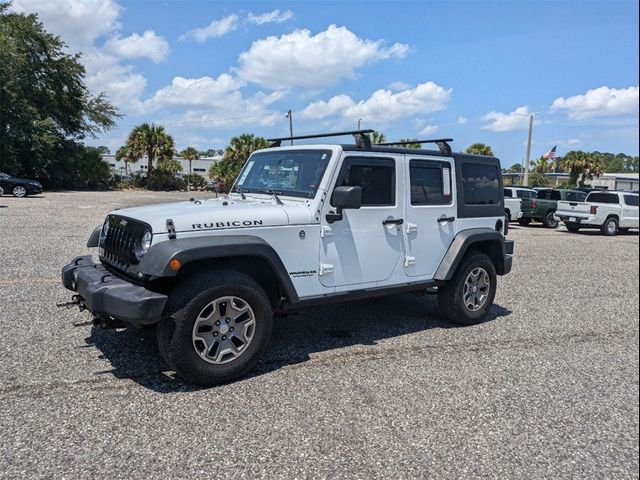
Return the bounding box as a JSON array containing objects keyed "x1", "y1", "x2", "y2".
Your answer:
[
  {"x1": 503, "y1": 172, "x2": 639, "y2": 191},
  {"x1": 101, "y1": 154, "x2": 222, "y2": 177}
]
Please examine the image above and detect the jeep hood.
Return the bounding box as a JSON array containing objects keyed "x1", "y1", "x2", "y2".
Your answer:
[{"x1": 111, "y1": 197, "x2": 315, "y2": 234}]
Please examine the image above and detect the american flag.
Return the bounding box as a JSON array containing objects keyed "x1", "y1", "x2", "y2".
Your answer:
[{"x1": 543, "y1": 146, "x2": 557, "y2": 159}]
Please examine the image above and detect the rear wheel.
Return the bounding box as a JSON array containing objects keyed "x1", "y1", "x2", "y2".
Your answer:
[
  {"x1": 543, "y1": 211, "x2": 559, "y2": 228},
  {"x1": 517, "y1": 218, "x2": 531, "y2": 227},
  {"x1": 438, "y1": 253, "x2": 497, "y2": 326},
  {"x1": 601, "y1": 217, "x2": 619, "y2": 236},
  {"x1": 565, "y1": 222, "x2": 581, "y2": 233},
  {"x1": 160, "y1": 270, "x2": 273, "y2": 386}
]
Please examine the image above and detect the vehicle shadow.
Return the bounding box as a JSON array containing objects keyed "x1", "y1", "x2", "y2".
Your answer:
[{"x1": 85, "y1": 294, "x2": 512, "y2": 392}]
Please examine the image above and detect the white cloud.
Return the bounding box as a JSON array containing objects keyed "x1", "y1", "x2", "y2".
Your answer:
[
  {"x1": 551, "y1": 86, "x2": 639, "y2": 120},
  {"x1": 104, "y1": 30, "x2": 170, "y2": 63},
  {"x1": 457, "y1": 116, "x2": 468, "y2": 124},
  {"x1": 12, "y1": 0, "x2": 121, "y2": 51},
  {"x1": 388, "y1": 81, "x2": 410, "y2": 91},
  {"x1": 179, "y1": 15, "x2": 239, "y2": 43},
  {"x1": 567, "y1": 138, "x2": 582, "y2": 146},
  {"x1": 247, "y1": 9, "x2": 293, "y2": 25},
  {"x1": 481, "y1": 106, "x2": 533, "y2": 132},
  {"x1": 235, "y1": 25, "x2": 411, "y2": 89},
  {"x1": 83, "y1": 51, "x2": 147, "y2": 108},
  {"x1": 300, "y1": 82, "x2": 451, "y2": 126},
  {"x1": 419, "y1": 125, "x2": 439, "y2": 136}
]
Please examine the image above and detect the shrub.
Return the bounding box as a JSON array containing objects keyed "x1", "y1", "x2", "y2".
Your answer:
[{"x1": 182, "y1": 174, "x2": 207, "y2": 190}]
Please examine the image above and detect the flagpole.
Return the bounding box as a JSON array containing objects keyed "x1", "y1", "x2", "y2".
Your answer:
[{"x1": 523, "y1": 114, "x2": 534, "y2": 187}]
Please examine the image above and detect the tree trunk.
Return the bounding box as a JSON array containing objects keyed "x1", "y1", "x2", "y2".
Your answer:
[{"x1": 147, "y1": 152, "x2": 154, "y2": 175}]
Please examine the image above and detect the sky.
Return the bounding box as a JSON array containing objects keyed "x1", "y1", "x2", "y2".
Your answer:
[{"x1": 11, "y1": 0, "x2": 640, "y2": 166}]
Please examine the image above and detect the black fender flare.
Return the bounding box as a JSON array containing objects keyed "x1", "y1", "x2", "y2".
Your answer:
[
  {"x1": 87, "y1": 225, "x2": 102, "y2": 247},
  {"x1": 434, "y1": 228, "x2": 510, "y2": 281},
  {"x1": 138, "y1": 235, "x2": 299, "y2": 302}
]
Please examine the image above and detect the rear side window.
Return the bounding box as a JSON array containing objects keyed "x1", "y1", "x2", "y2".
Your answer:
[
  {"x1": 410, "y1": 160, "x2": 452, "y2": 205},
  {"x1": 566, "y1": 191, "x2": 587, "y2": 202},
  {"x1": 461, "y1": 164, "x2": 500, "y2": 205},
  {"x1": 538, "y1": 190, "x2": 561, "y2": 200},
  {"x1": 624, "y1": 195, "x2": 639, "y2": 206},
  {"x1": 515, "y1": 189, "x2": 535, "y2": 199},
  {"x1": 504, "y1": 189, "x2": 513, "y2": 198},
  {"x1": 587, "y1": 192, "x2": 619, "y2": 204},
  {"x1": 335, "y1": 157, "x2": 395, "y2": 206}
]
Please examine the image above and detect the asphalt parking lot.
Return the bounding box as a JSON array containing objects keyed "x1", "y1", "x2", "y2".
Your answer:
[{"x1": 0, "y1": 190, "x2": 638, "y2": 479}]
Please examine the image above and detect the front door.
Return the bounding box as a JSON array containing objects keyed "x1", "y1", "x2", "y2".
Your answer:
[
  {"x1": 403, "y1": 156, "x2": 457, "y2": 278},
  {"x1": 621, "y1": 194, "x2": 639, "y2": 228},
  {"x1": 319, "y1": 155, "x2": 404, "y2": 288}
]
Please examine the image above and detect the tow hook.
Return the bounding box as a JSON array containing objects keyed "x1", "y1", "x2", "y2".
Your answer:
[{"x1": 56, "y1": 294, "x2": 86, "y2": 311}]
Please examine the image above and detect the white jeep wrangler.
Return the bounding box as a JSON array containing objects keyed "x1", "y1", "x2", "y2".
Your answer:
[{"x1": 62, "y1": 131, "x2": 514, "y2": 386}]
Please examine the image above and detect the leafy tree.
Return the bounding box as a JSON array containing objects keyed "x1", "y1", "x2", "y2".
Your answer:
[
  {"x1": 0, "y1": 3, "x2": 118, "y2": 185},
  {"x1": 465, "y1": 143, "x2": 494, "y2": 156},
  {"x1": 505, "y1": 163, "x2": 524, "y2": 173},
  {"x1": 180, "y1": 147, "x2": 200, "y2": 162},
  {"x1": 561, "y1": 151, "x2": 605, "y2": 187},
  {"x1": 156, "y1": 158, "x2": 182, "y2": 175},
  {"x1": 208, "y1": 158, "x2": 240, "y2": 193},
  {"x1": 124, "y1": 123, "x2": 175, "y2": 174},
  {"x1": 531, "y1": 156, "x2": 553, "y2": 174},
  {"x1": 398, "y1": 138, "x2": 422, "y2": 149},
  {"x1": 528, "y1": 172, "x2": 550, "y2": 188},
  {"x1": 366, "y1": 131, "x2": 386, "y2": 144},
  {"x1": 199, "y1": 148, "x2": 224, "y2": 157}
]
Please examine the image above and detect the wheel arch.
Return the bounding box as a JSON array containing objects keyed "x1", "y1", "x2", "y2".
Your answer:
[{"x1": 434, "y1": 228, "x2": 510, "y2": 281}]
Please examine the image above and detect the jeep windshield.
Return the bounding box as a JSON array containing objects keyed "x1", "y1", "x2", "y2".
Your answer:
[{"x1": 234, "y1": 149, "x2": 332, "y2": 199}]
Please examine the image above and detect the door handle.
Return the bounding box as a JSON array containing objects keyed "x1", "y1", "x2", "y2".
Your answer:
[
  {"x1": 382, "y1": 218, "x2": 404, "y2": 226},
  {"x1": 437, "y1": 216, "x2": 456, "y2": 223}
]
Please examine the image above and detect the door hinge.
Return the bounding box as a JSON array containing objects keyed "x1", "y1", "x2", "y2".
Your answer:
[
  {"x1": 405, "y1": 222, "x2": 418, "y2": 234},
  {"x1": 404, "y1": 256, "x2": 416, "y2": 267},
  {"x1": 320, "y1": 226, "x2": 333, "y2": 238},
  {"x1": 318, "y1": 264, "x2": 334, "y2": 276}
]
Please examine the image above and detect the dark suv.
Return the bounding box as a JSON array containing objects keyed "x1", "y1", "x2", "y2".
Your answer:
[{"x1": 0, "y1": 172, "x2": 43, "y2": 197}]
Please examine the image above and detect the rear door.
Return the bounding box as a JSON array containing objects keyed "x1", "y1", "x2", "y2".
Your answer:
[
  {"x1": 403, "y1": 156, "x2": 457, "y2": 278},
  {"x1": 622, "y1": 194, "x2": 639, "y2": 228}
]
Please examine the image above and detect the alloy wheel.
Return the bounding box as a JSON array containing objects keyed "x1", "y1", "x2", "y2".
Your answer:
[{"x1": 463, "y1": 267, "x2": 491, "y2": 312}]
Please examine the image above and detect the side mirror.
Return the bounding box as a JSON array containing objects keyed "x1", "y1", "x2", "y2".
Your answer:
[{"x1": 326, "y1": 186, "x2": 362, "y2": 223}]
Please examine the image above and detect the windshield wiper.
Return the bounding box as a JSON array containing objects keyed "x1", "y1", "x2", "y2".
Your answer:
[{"x1": 257, "y1": 189, "x2": 284, "y2": 206}]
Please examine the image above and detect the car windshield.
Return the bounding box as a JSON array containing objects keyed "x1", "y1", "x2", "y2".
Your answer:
[
  {"x1": 0, "y1": 172, "x2": 10, "y2": 179},
  {"x1": 235, "y1": 149, "x2": 332, "y2": 199}
]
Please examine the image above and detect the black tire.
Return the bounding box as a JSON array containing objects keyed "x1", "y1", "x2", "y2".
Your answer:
[
  {"x1": 565, "y1": 222, "x2": 581, "y2": 233},
  {"x1": 438, "y1": 253, "x2": 497, "y2": 326},
  {"x1": 601, "y1": 217, "x2": 619, "y2": 236},
  {"x1": 503, "y1": 213, "x2": 510, "y2": 235},
  {"x1": 156, "y1": 315, "x2": 176, "y2": 369},
  {"x1": 12, "y1": 185, "x2": 27, "y2": 198},
  {"x1": 517, "y1": 218, "x2": 531, "y2": 227},
  {"x1": 543, "y1": 211, "x2": 559, "y2": 228},
  {"x1": 163, "y1": 270, "x2": 273, "y2": 386}
]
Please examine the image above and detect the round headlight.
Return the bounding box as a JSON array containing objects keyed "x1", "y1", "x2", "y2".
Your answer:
[{"x1": 135, "y1": 230, "x2": 152, "y2": 260}]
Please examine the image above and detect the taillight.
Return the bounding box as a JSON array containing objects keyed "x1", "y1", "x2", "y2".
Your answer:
[
  {"x1": 531, "y1": 200, "x2": 538, "y2": 209},
  {"x1": 590, "y1": 205, "x2": 598, "y2": 215}
]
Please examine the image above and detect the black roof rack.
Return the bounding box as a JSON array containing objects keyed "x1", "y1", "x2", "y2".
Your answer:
[
  {"x1": 267, "y1": 129, "x2": 374, "y2": 149},
  {"x1": 375, "y1": 138, "x2": 453, "y2": 155}
]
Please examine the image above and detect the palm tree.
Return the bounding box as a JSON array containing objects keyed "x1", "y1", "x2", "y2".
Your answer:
[
  {"x1": 223, "y1": 134, "x2": 269, "y2": 167},
  {"x1": 465, "y1": 143, "x2": 494, "y2": 156},
  {"x1": 531, "y1": 156, "x2": 553, "y2": 174},
  {"x1": 561, "y1": 151, "x2": 605, "y2": 187},
  {"x1": 115, "y1": 145, "x2": 138, "y2": 175},
  {"x1": 367, "y1": 131, "x2": 386, "y2": 144},
  {"x1": 125, "y1": 123, "x2": 175, "y2": 174}
]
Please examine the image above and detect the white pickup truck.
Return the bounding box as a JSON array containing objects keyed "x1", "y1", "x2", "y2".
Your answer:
[
  {"x1": 557, "y1": 191, "x2": 639, "y2": 235},
  {"x1": 504, "y1": 197, "x2": 522, "y2": 222}
]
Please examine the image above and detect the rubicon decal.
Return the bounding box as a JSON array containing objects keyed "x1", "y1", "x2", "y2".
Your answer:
[{"x1": 192, "y1": 220, "x2": 264, "y2": 229}]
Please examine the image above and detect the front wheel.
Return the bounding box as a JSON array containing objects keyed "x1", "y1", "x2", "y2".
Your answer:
[
  {"x1": 543, "y1": 211, "x2": 559, "y2": 228},
  {"x1": 438, "y1": 253, "x2": 497, "y2": 326},
  {"x1": 12, "y1": 185, "x2": 27, "y2": 198},
  {"x1": 601, "y1": 217, "x2": 619, "y2": 236},
  {"x1": 162, "y1": 271, "x2": 273, "y2": 386}
]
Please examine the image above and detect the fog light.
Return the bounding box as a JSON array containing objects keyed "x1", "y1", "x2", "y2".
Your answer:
[{"x1": 168, "y1": 258, "x2": 181, "y2": 271}]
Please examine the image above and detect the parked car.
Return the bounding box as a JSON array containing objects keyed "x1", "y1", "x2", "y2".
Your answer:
[
  {"x1": 205, "y1": 180, "x2": 222, "y2": 193},
  {"x1": 0, "y1": 172, "x2": 43, "y2": 197},
  {"x1": 504, "y1": 197, "x2": 522, "y2": 222},
  {"x1": 0, "y1": 186, "x2": 3, "y2": 196},
  {"x1": 519, "y1": 189, "x2": 587, "y2": 228},
  {"x1": 557, "y1": 191, "x2": 639, "y2": 235},
  {"x1": 61, "y1": 131, "x2": 514, "y2": 386},
  {"x1": 504, "y1": 187, "x2": 537, "y2": 199}
]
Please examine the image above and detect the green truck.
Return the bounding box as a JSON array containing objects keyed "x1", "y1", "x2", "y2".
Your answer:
[{"x1": 518, "y1": 189, "x2": 588, "y2": 228}]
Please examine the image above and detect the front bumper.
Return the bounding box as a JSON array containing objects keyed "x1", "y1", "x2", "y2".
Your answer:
[{"x1": 61, "y1": 255, "x2": 167, "y2": 326}]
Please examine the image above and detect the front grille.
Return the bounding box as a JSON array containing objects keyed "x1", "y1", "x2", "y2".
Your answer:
[{"x1": 99, "y1": 215, "x2": 148, "y2": 273}]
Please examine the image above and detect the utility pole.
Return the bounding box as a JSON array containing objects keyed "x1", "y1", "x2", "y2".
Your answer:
[
  {"x1": 358, "y1": 118, "x2": 362, "y2": 130},
  {"x1": 523, "y1": 114, "x2": 534, "y2": 187},
  {"x1": 286, "y1": 110, "x2": 293, "y2": 145}
]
